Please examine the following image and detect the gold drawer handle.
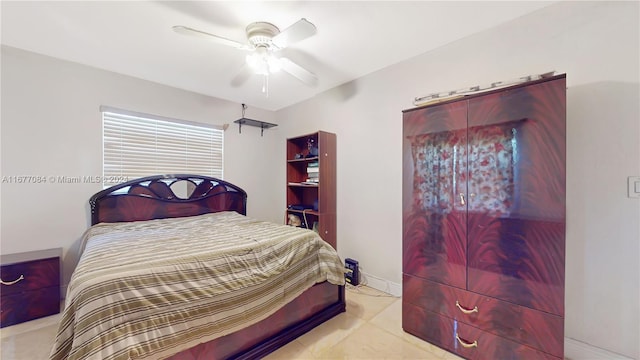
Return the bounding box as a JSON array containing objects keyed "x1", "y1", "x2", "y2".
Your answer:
[
  {"x1": 456, "y1": 333, "x2": 478, "y2": 348},
  {"x1": 456, "y1": 300, "x2": 478, "y2": 314},
  {"x1": 1, "y1": 274, "x2": 25, "y2": 286}
]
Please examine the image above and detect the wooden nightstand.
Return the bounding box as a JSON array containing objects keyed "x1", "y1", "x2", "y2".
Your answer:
[{"x1": 1, "y1": 248, "x2": 62, "y2": 327}]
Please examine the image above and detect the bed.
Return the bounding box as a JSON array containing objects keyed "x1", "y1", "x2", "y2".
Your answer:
[{"x1": 50, "y1": 175, "x2": 346, "y2": 360}]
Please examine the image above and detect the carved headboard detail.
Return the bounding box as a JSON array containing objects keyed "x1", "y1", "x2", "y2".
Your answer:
[{"x1": 89, "y1": 175, "x2": 247, "y2": 225}]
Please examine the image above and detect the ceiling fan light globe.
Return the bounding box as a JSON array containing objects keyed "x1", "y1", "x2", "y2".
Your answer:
[
  {"x1": 267, "y1": 57, "x2": 282, "y2": 73},
  {"x1": 246, "y1": 53, "x2": 269, "y2": 75},
  {"x1": 246, "y1": 53, "x2": 258, "y2": 68}
]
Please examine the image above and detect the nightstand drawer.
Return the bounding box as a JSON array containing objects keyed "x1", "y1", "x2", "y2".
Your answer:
[
  {"x1": 0, "y1": 248, "x2": 62, "y2": 327},
  {"x1": 403, "y1": 274, "x2": 563, "y2": 358},
  {"x1": 0, "y1": 286, "x2": 60, "y2": 327},
  {"x1": 1, "y1": 257, "x2": 60, "y2": 295},
  {"x1": 403, "y1": 302, "x2": 560, "y2": 360}
]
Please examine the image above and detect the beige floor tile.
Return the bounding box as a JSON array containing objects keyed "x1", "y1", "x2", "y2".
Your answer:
[
  {"x1": 0, "y1": 313, "x2": 60, "y2": 340},
  {"x1": 369, "y1": 298, "x2": 404, "y2": 337},
  {"x1": 1, "y1": 323, "x2": 57, "y2": 360},
  {"x1": 369, "y1": 299, "x2": 448, "y2": 358},
  {"x1": 263, "y1": 339, "x2": 316, "y2": 360},
  {"x1": 345, "y1": 286, "x2": 398, "y2": 321},
  {"x1": 402, "y1": 332, "x2": 450, "y2": 359},
  {"x1": 441, "y1": 351, "x2": 466, "y2": 360},
  {"x1": 297, "y1": 313, "x2": 365, "y2": 354},
  {"x1": 314, "y1": 322, "x2": 442, "y2": 359},
  {"x1": 294, "y1": 312, "x2": 366, "y2": 355}
]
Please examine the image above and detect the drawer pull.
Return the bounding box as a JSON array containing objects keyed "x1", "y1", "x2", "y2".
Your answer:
[
  {"x1": 1, "y1": 274, "x2": 24, "y2": 286},
  {"x1": 456, "y1": 333, "x2": 478, "y2": 348},
  {"x1": 456, "y1": 300, "x2": 478, "y2": 314}
]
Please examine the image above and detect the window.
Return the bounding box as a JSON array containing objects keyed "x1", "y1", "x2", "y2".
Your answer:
[{"x1": 101, "y1": 106, "x2": 223, "y2": 187}]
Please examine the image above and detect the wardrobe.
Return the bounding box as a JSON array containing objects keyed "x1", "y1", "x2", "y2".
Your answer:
[{"x1": 402, "y1": 75, "x2": 566, "y2": 359}]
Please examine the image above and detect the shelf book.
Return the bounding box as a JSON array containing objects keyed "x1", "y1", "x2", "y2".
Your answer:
[
  {"x1": 306, "y1": 161, "x2": 319, "y2": 183},
  {"x1": 286, "y1": 131, "x2": 336, "y2": 249}
]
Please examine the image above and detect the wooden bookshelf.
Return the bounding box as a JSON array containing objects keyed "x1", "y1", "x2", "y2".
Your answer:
[{"x1": 286, "y1": 131, "x2": 336, "y2": 249}]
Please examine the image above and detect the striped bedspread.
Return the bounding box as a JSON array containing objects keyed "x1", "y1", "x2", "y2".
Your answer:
[{"x1": 50, "y1": 211, "x2": 345, "y2": 360}]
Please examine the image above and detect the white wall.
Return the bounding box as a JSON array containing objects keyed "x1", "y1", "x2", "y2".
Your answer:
[
  {"x1": 276, "y1": 1, "x2": 639, "y2": 358},
  {"x1": 0, "y1": 45, "x2": 281, "y2": 289}
]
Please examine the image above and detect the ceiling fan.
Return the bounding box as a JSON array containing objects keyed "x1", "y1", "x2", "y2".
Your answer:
[{"x1": 173, "y1": 18, "x2": 318, "y2": 91}]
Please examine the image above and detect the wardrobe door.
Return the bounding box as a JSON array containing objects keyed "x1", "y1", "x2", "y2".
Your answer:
[
  {"x1": 403, "y1": 101, "x2": 468, "y2": 289},
  {"x1": 466, "y1": 78, "x2": 566, "y2": 316}
]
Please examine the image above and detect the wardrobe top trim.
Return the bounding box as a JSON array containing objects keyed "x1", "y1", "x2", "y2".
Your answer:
[{"x1": 403, "y1": 73, "x2": 566, "y2": 113}]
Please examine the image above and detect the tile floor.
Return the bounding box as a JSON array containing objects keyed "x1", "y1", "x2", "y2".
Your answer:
[
  {"x1": 0, "y1": 286, "x2": 462, "y2": 359},
  {"x1": 264, "y1": 286, "x2": 462, "y2": 360}
]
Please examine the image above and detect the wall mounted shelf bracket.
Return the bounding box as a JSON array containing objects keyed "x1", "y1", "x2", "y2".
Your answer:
[
  {"x1": 233, "y1": 103, "x2": 277, "y2": 136},
  {"x1": 233, "y1": 117, "x2": 277, "y2": 136}
]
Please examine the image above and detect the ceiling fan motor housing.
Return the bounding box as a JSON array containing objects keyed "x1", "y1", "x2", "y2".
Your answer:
[{"x1": 246, "y1": 22, "x2": 280, "y2": 47}]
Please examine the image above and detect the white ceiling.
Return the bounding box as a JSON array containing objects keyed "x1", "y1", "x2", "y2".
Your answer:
[{"x1": 1, "y1": 1, "x2": 555, "y2": 111}]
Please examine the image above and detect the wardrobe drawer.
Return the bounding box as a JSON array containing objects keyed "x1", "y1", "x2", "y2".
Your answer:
[
  {"x1": 1, "y1": 257, "x2": 60, "y2": 296},
  {"x1": 403, "y1": 274, "x2": 563, "y2": 358},
  {"x1": 403, "y1": 302, "x2": 560, "y2": 360}
]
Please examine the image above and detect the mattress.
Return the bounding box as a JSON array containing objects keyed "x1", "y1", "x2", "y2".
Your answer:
[{"x1": 50, "y1": 211, "x2": 345, "y2": 360}]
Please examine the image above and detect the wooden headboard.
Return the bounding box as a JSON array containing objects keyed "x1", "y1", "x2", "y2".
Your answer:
[{"x1": 89, "y1": 175, "x2": 247, "y2": 225}]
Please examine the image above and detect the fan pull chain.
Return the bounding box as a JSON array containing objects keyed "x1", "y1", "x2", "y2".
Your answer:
[{"x1": 262, "y1": 74, "x2": 269, "y2": 97}]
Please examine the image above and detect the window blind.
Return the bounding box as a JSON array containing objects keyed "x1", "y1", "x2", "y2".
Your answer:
[{"x1": 102, "y1": 107, "x2": 223, "y2": 187}]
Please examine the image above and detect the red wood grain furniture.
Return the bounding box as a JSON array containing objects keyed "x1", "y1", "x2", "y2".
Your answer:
[
  {"x1": 88, "y1": 175, "x2": 345, "y2": 359},
  {"x1": 402, "y1": 75, "x2": 566, "y2": 359},
  {"x1": 285, "y1": 131, "x2": 337, "y2": 249},
  {"x1": 1, "y1": 248, "x2": 61, "y2": 328}
]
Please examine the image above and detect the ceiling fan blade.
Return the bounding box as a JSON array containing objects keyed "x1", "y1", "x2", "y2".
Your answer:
[
  {"x1": 172, "y1": 25, "x2": 250, "y2": 50},
  {"x1": 230, "y1": 64, "x2": 253, "y2": 87},
  {"x1": 280, "y1": 57, "x2": 318, "y2": 86},
  {"x1": 271, "y1": 18, "x2": 316, "y2": 49}
]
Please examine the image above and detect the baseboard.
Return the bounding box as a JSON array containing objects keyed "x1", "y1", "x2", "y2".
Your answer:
[
  {"x1": 359, "y1": 271, "x2": 402, "y2": 297},
  {"x1": 564, "y1": 337, "x2": 633, "y2": 360}
]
